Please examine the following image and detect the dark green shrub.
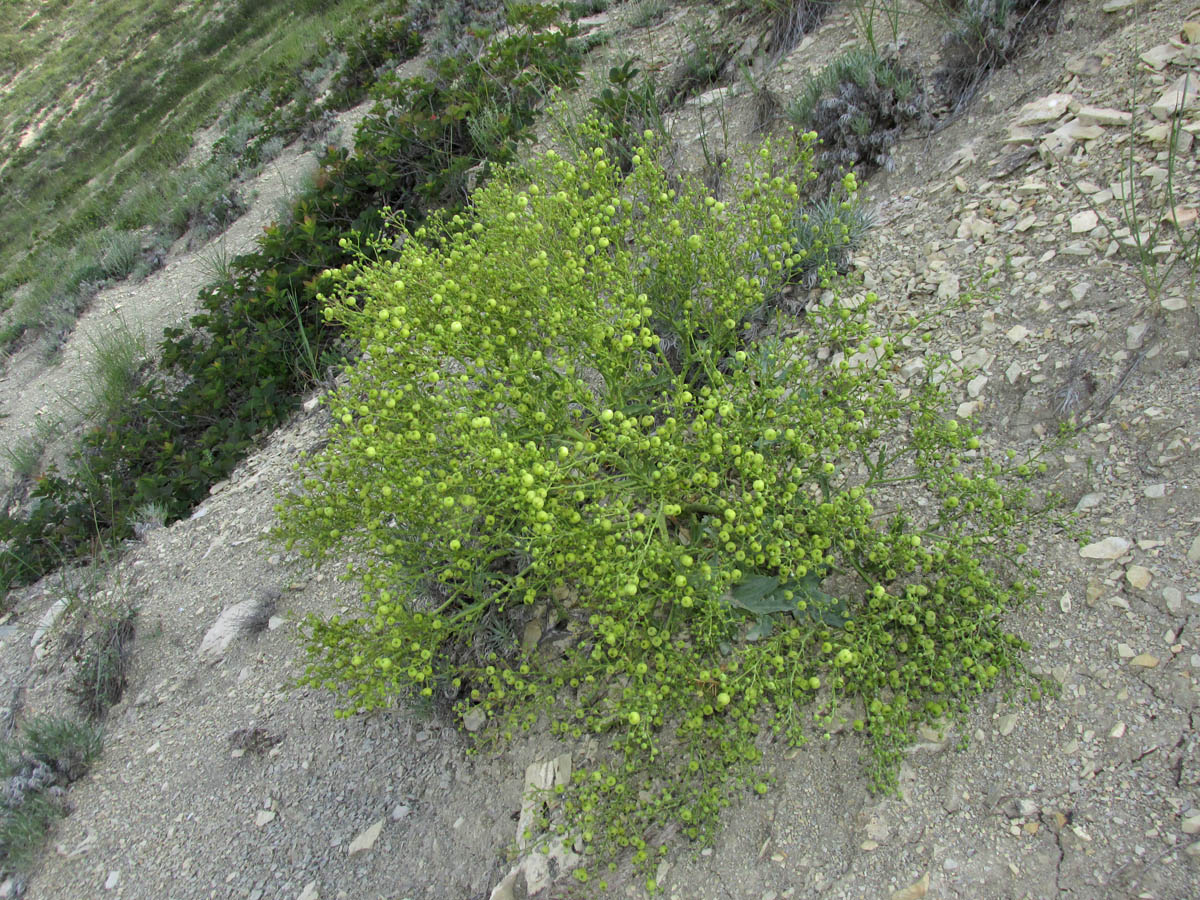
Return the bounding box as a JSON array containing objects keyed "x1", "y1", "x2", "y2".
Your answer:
[
  {"x1": 277, "y1": 126, "x2": 1051, "y2": 878},
  {"x1": 0, "y1": 4, "x2": 582, "y2": 595}
]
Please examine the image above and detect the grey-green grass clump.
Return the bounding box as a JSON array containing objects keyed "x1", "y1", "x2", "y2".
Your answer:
[{"x1": 276, "y1": 123, "x2": 1051, "y2": 881}]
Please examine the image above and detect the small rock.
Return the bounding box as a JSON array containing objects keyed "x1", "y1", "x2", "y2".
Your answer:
[
  {"x1": 891, "y1": 872, "x2": 930, "y2": 900},
  {"x1": 1075, "y1": 493, "x2": 1103, "y2": 512},
  {"x1": 348, "y1": 820, "x2": 383, "y2": 856},
  {"x1": 1070, "y1": 210, "x2": 1099, "y2": 233},
  {"x1": 1187, "y1": 535, "x2": 1200, "y2": 563},
  {"x1": 1076, "y1": 105, "x2": 1132, "y2": 126},
  {"x1": 105, "y1": 871, "x2": 121, "y2": 890},
  {"x1": 1059, "y1": 592, "x2": 1072, "y2": 614},
  {"x1": 1080, "y1": 536, "x2": 1131, "y2": 560},
  {"x1": 255, "y1": 810, "x2": 276, "y2": 828},
  {"x1": 1151, "y1": 74, "x2": 1200, "y2": 120},
  {"x1": 1183, "y1": 815, "x2": 1200, "y2": 835},
  {"x1": 1140, "y1": 44, "x2": 1180, "y2": 69},
  {"x1": 1109, "y1": 721, "x2": 1126, "y2": 739},
  {"x1": 942, "y1": 857, "x2": 959, "y2": 872},
  {"x1": 1117, "y1": 643, "x2": 1136, "y2": 659},
  {"x1": 1184, "y1": 21, "x2": 1200, "y2": 42},
  {"x1": 1016, "y1": 798, "x2": 1039, "y2": 818},
  {"x1": 998, "y1": 713, "x2": 1018, "y2": 736},
  {"x1": 391, "y1": 804, "x2": 410, "y2": 821},
  {"x1": 1016, "y1": 93, "x2": 1073, "y2": 125},
  {"x1": 199, "y1": 598, "x2": 268, "y2": 660},
  {"x1": 1162, "y1": 587, "x2": 1183, "y2": 614},
  {"x1": 462, "y1": 707, "x2": 487, "y2": 733},
  {"x1": 1006, "y1": 324, "x2": 1030, "y2": 344},
  {"x1": 1126, "y1": 322, "x2": 1149, "y2": 349},
  {"x1": 1143, "y1": 483, "x2": 1167, "y2": 499},
  {"x1": 967, "y1": 375, "x2": 987, "y2": 398},
  {"x1": 1101, "y1": 0, "x2": 1133, "y2": 10},
  {"x1": 1125, "y1": 565, "x2": 1152, "y2": 590},
  {"x1": 861, "y1": 839, "x2": 879, "y2": 851},
  {"x1": 1131, "y1": 654, "x2": 1160, "y2": 669},
  {"x1": 297, "y1": 882, "x2": 319, "y2": 900}
]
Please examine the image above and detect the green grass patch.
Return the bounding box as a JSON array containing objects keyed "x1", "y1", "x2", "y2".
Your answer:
[{"x1": 0, "y1": 716, "x2": 102, "y2": 876}]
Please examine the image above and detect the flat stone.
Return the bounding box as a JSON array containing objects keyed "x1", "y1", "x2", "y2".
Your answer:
[
  {"x1": 1131, "y1": 654, "x2": 1160, "y2": 668},
  {"x1": 462, "y1": 706, "x2": 487, "y2": 732},
  {"x1": 1162, "y1": 587, "x2": 1183, "y2": 614},
  {"x1": 30, "y1": 597, "x2": 70, "y2": 650},
  {"x1": 297, "y1": 882, "x2": 319, "y2": 900},
  {"x1": 1109, "y1": 721, "x2": 1126, "y2": 739},
  {"x1": 348, "y1": 819, "x2": 383, "y2": 855},
  {"x1": 1006, "y1": 324, "x2": 1030, "y2": 344},
  {"x1": 1151, "y1": 74, "x2": 1200, "y2": 119},
  {"x1": 199, "y1": 598, "x2": 265, "y2": 660},
  {"x1": 1016, "y1": 93, "x2": 1073, "y2": 125},
  {"x1": 967, "y1": 375, "x2": 987, "y2": 398},
  {"x1": 1188, "y1": 535, "x2": 1200, "y2": 563},
  {"x1": 1075, "y1": 493, "x2": 1103, "y2": 512},
  {"x1": 1117, "y1": 642, "x2": 1136, "y2": 659},
  {"x1": 891, "y1": 873, "x2": 930, "y2": 900},
  {"x1": 998, "y1": 713, "x2": 1018, "y2": 736},
  {"x1": 1077, "y1": 105, "x2": 1132, "y2": 126},
  {"x1": 1183, "y1": 814, "x2": 1200, "y2": 834},
  {"x1": 1070, "y1": 210, "x2": 1099, "y2": 233},
  {"x1": 1080, "y1": 536, "x2": 1131, "y2": 559},
  {"x1": 255, "y1": 810, "x2": 276, "y2": 827},
  {"x1": 1143, "y1": 483, "x2": 1167, "y2": 499},
  {"x1": 105, "y1": 871, "x2": 121, "y2": 891},
  {"x1": 1184, "y1": 21, "x2": 1200, "y2": 43},
  {"x1": 1101, "y1": 0, "x2": 1133, "y2": 10},
  {"x1": 1140, "y1": 44, "x2": 1180, "y2": 70},
  {"x1": 1125, "y1": 565, "x2": 1152, "y2": 590}
]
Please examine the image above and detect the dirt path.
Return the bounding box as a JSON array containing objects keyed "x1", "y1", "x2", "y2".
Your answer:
[{"x1": 0, "y1": 3, "x2": 1197, "y2": 899}]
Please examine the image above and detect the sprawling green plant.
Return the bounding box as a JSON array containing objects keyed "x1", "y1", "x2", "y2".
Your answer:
[{"x1": 277, "y1": 124, "x2": 1051, "y2": 882}]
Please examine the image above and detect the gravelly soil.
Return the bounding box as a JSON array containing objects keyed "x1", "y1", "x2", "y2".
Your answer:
[{"x1": 1, "y1": 3, "x2": 1198, "y2": 899}]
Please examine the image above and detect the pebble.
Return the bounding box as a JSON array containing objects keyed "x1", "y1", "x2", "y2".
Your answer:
[
  {"x1": 1070, "y1": 210, "x2": 1099, "y2": 233},
  {"x1": 1188, "y1": 535, "x2": 1200, "y2": 563},
  {"x1": 1117, "y1": 643, "x2": 1136, "y2": 659},
  {"x1": 1080, "y1": 536, "x2": 1131, "y2": 559},
  {"x1": 1162, "y1": 587, "x2": 1183, "y2": 614},
  {"x1": 1183, "y1": 815, "x2": 1200, "y2": 835},
  {"x1": 105, "y1": 871, "x2": 121, "y2": 890},
  {"x1": 1109, "y1": 721, "x2": 1126, "y2": 739},
  {"x1": 891, "y1": 873, "x2": 930, "y2": 900},
  {"x1": 348, "y1": 819, "x2": 383, "y2": 855},
  {"x1": 1016, "y1": 93, "x2": 1073, "y2": 125},
  {"x1": 1006, "y1": 324, "x2": 1030, "y2": 344},
  {"x1": 297, "y1": 882, "x2": 319, "y2": 900},
  {"x1": 1125, "y1": 565, "x2": 1152, "y2": 590},
  {"x1": 998, "y1": 713, "x2": 1018, "y2": 736},
  {"x1": 967, "y1": 375, "x2": 987, "y2": 398},
  {"x1": 1075, "y1": 493, "x2": 1103, "y2": 512},
  {"x1": 1131, "y1": 654, "x2": 1160, "y2": 669},
  {"x1": 391, "y1": 804, "x2": 410, "y2": 821},
  {"x1": 255, "y1": 810, "x2": 276, "y2": 827},
  {"x1": 1143, "y1": 483, "x2": 1167, "y2": 499}
]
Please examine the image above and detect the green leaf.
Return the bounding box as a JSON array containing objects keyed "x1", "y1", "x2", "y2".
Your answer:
[
  {"x1": 745, "y1": 615, "x2": 774, "y2": 642},
  {"x1": 725, "y1": 571, "x2": 847, "y2": 630}
]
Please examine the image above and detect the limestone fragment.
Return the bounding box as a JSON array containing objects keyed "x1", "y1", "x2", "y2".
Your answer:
[{"x1": 1080, "y1": 536, "x2": 1131, "y2": 559}]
